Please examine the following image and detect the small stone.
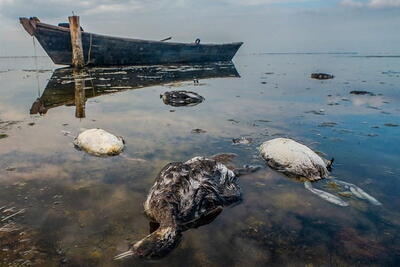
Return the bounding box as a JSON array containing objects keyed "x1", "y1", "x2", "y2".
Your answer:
[{"x1": 311, "y1": 73, "x2": 334, "y2": 80}]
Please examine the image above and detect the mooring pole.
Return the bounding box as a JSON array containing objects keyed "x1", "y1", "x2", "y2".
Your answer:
[
  {"x1": 68, "y1": 15, "x2": 84, "y2": 68},
  {"x1": 73, "y1": 68, "x2": 86, "y2": 118}
]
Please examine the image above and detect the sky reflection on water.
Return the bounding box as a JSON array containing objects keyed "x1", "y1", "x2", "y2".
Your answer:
[{"x1": 0, "y1": 54, "x2": 399, "y2": 266}]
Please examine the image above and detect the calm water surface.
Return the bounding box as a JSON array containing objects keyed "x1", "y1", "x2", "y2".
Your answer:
[{"x1": 0, "y1": 54, "x2": 399, "y2": 266}]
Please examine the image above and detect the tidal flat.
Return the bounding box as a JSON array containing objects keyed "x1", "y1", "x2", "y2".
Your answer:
[{"x1": 0, "y1": 54, "x2": 399, "y2": 266}]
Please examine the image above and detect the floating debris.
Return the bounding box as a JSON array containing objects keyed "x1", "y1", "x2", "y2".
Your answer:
[
  {"x1": 350, "y1": 90, "x2": 375, "y2": 96},
  {"x1": 0, "y1": 133, "x2": 8, "y2": 139},
  {"x1": 161, "y1": 90, "x2": 204, "y2": 107},
  {"x1": 228, "y1": 119, "x2": 240, "y2": 124},
  {"x1": 311, "y1": 73, "x2": 334, "y2": 80},
  {"x1": 232, "y1": 137, "x2": 253, "y2": 145},
  {"x1": 318, "y1": 122, "x2": 337, "y2": 127},
  {"x1": 306, "y1": 109, "x2": 325, "y2": 115},
  {"x1": 115, "y1": 156, "x2": 242, "y2": 260},
  {"x1": 61, "y1": 130, "x2": 72, "y2": 136},
  {"x1": 384, "y1": 123, "x2": 399, "y2": 127},
  {"x1": 191, "y1": 128, "x2": 207, "y2": 134},
  {"x1": 234, "y1": 164, "x2": 262, "y2": 176},
  {"x1": 73, "y1": 129, "x2": 124, "y2": 156}
]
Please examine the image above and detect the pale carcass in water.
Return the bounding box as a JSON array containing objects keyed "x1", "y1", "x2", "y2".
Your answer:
[{"x1": 259, "y1": 138, "x2": 381, "y2": 207}]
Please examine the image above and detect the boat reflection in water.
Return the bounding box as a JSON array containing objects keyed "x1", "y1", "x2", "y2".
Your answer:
[{"x1": 30, "y1": 62, "x2": 240, "y2": 118}]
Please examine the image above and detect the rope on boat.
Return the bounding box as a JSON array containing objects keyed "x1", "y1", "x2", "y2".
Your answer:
[
  {"x1": 86, "y1": 33, "x2": 93, "y2": 66},
  {"x1": 32, "y1": 37, "x2": 40, "y2": 97}
]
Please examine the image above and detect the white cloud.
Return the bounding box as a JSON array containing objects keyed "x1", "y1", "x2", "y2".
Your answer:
[
  {"x1": 0, "y1": 0, "x2": 168, "y2": 19},
  {"x1": 0, "y1": 0, "x2": 320, "y2": 19},
  {"x1": 341, "y1": 0, "x2": 400, "y2": 8}
]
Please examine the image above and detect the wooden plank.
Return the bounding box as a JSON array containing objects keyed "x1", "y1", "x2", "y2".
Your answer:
[
  {"x1": 19, "y1": 17, "x2": 37, "y2": 36},
  {"x1": 68, "y1": 16, "x2": 85, "y2": 68}
]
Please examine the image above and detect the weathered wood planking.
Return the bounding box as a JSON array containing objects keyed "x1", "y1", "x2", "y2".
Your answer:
[{"x1": 19, "y1": 17, "x2": 243, "y2": 66}]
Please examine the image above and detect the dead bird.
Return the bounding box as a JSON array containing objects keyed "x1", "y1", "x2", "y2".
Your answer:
[
  {"x1": 114, "y1": 156, "x2": 259, "y2": 260},
  {"x1": 259, "y1": 138, "x2": 381, "y2": 207},
  {"x1": 160, "y1": 90, "x2": 204, "y2": 107}
]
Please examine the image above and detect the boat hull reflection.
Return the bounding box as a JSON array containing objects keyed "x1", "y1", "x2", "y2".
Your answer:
[{"x1": 30, "y1": 62, "x2": 240, "y2": 117}]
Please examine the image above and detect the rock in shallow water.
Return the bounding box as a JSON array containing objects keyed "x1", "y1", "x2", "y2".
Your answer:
[{"x1": 73, "y1": 129, "x2": 124, "y2": 156}]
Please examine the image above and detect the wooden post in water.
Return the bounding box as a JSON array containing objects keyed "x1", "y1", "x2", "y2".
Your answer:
[
  {"x1": 73, "y1": 69, "x2": 86, "y2": 118},
  {"x1": 68, "y1": 15, "x2": 84, "y2": 68}
]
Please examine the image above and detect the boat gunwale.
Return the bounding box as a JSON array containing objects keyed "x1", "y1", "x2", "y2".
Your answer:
[{"x1": 35, "y1": 22, "x2": 244, "y2": 47}]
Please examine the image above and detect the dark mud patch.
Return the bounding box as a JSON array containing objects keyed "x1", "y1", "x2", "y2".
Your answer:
[
  {"x1": 191, "y1": 128, "x2": 207, "y2": 134},
  {"x1": 228, "y1": 119, "x2": 240, "y2": 124},
  {"x1": 0, "y1": 120, "x2": 20, "y2": 131},
  {"x1": 384, "y1": 123, "x2": 399, "y2": 127},
  {"x1": 305, "y1": 110, "x2": 325, "y2": 115},
  {"x1": 350, "y1": 91, "x2": 375, "y2": 96},
  {"x1": 311, "y1": 73, "x2": 334, "y2": 80},
  {"x1": 318, "y1": 122, "x2": 337, "y2": 127}
]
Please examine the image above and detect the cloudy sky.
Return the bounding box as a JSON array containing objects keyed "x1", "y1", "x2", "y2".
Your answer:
[{"x1": 0, "y1": 0, "x2": 399, "y2": 56}]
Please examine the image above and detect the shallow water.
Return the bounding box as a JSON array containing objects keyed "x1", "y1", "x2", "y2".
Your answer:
[{"x1": 0, "y1": 54, "x2": 399, "y2": 266}]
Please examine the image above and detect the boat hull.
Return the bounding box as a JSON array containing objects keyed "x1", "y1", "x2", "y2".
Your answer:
[{"x1": 30, "y1": 22, "x2": 242, "y2": 66}]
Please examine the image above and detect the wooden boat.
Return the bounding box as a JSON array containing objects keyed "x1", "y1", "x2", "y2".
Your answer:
[
  {"x1": 20, "y1": 17, "x2": 243, "y2": 66},
  {"x1": 30, "y1": 62, "x2": 239, "y2": 116}
]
